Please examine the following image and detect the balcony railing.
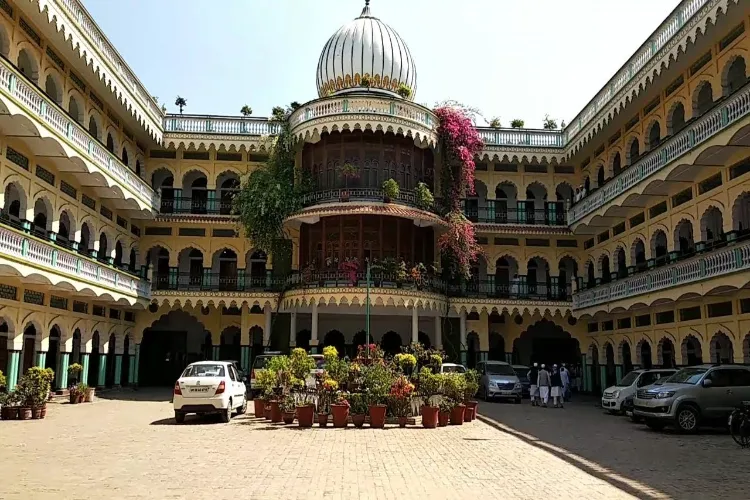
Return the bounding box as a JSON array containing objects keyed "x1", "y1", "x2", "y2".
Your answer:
[
  {"x1": 569, "y1": 81, "x2": 750, "y2": 224},
  {"x1": 0, "y1": 57, "x2": 159, "y2": 212},
  {"x1": 163, "y1": 114, "x2": 281, "y2": 135},
  {"x1": 475, "y1": 128, "x2": 563, "y2": 148},
  {"x1": 0, "y1": 223, "x2": 150, "y2": 299},
  {"x1": 449, "y1": 279, "x2": 572, "y2": 301},
  {"x1": 299, "y1": 187, "x2": 436, "y2": 211},
  {"x1": 159, "y1": 195, "x2": 235, "y2": 216},
  {"x1": 573, "y1": 240, "x2": 750, "y2": 310},
  {"x1": 287, "y1": 271, "x2": 447, "y2": 295},
  {"x1": 462, "y1": 201, "x2": 568, "y2": 226},
  {"x1": 153, "y1": 272, "x2": 281, "y2": 292}
]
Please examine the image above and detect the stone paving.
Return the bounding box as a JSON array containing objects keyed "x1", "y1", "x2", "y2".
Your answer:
[{"x1": 0, "y1": 390, "x2": 744, "y2": 499}]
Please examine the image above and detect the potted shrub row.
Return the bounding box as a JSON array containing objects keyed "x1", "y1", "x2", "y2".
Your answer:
[{"x1": 0, "y1": 367, "x2": 54, "y2": 420}]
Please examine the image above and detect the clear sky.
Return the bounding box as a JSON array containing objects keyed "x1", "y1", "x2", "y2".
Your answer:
[{"x1": 83, "y1": 0, "x2": 680, "y2": 128}]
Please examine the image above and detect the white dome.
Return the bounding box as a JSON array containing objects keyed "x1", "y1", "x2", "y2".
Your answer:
[{"x1": 316, "y1": 1, "x2": 417, "y2": 100}]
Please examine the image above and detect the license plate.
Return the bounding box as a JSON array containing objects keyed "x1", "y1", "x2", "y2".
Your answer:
[
  {"x1": 501, "y1": 391, "x2": 513, "y2": 395},
  {"x1": 191, "y1": 387, "x2": 209, "y2": 393}
]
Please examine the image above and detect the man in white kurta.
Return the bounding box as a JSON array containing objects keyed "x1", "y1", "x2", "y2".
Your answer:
[{"x1": 537, "y1": 364, "x2": 551, "y2": 408}]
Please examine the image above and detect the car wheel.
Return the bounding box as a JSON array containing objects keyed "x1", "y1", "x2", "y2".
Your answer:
[
  {"x1": 174, "y1": 411, "x2": 185, "y2": 424},
  {"x1": 237, "y1": 397, "x2": 248, "y2": 415},
  {"x1": 221, "y1": 401, "x2": 232, "y2": 423},
  {"x1": 676, "y1": 405, "x2": 699, "y2": 434},
  {"x1": 646, "y1": 420, "x2": 666, "y2": 431}
]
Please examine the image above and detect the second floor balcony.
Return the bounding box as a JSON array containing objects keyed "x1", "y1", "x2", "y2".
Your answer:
[{"x1": 462, "y1": 200, "x2": 568, "y2": 226}]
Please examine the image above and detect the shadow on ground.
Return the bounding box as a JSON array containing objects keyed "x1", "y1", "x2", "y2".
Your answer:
[
  {"x1": 96, "y1": 387, "x2": 173, "y2": 402},
  {"x1": 478, "y1": 395, "x2": 745, "y2": 500}
]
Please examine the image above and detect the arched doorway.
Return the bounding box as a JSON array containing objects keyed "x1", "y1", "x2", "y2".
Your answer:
[
  {"x1": 589, "y1": 344, "x2": 601, "y2": 395},
  {"x1": 139, "y1": 311, "x2": 208, "y2": 386},
  {"x1": 46, "y1": 326, "x2": 61, "y2": 388},
  {"x1": 88, "y1": 331, "x2": 100, "y2": 385},
  {"x1": 249, "y1": 326, "x2": 263, "y2": 365},
  {"x1": 621, "y1": 341, "x2": 633, "y2": 374},
  {"x1": 639, "y1": 340, "x2": 653, "y2": 369},
  {"x1": 220, "y1": 326, "x2": 241, "y2": 364},
  {"x1": 516, "y1": 320, "x2": 580, "y2": 366},
  {"x1": 202, "y1": 332, "x2": 213, "y2": 360},
  {"x1": 323, "y1": 330, "x2": 346, "y2": 357},
  {"x1": 417, "y1": 331, "x2": 431, "y2": 349},
  {"x1": 21, "y1": 324, "x2": 37, "y2": 374},
  {"x1": 711, "y1": 332, "x2": 733, "y2": 364},
  {"x1": 466, "y1": 332, "x2": 479, "y2": 369},
  {"x1": 296, "y1": 329, "x2": 312, "y2": 352},
  {"x1": 659, "y1": 338, "x2": 676, "y2": 368},
  {"x1": 381, "y1": 331, "x2": 402, "y2": 357},
  {"x1": 122, "y1": 335, "x2": 131, "y2": 386},
  {"x1": 489, "y1": 332, "x2": 504, "y2": 361},
  {"x1": 605, "y1": 343, "x2": 616, "y2": 387},
  {"x1": 682, "y1": 335, "x2": 703, "y2": 366},
  {"x1": 106, "y1": 333, "x2": 116, "y2": 387},
  {"x1": 352, "y1": 330, "x2": 367, "y2": 351}
]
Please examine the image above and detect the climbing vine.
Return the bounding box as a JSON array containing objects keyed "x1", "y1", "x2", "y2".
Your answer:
[{"x1": 434, "y1": 106, "x2": 485, "y2": 279}]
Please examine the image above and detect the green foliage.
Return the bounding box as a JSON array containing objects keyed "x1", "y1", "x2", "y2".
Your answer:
[
  {"x1": 543, "y1": 114, "x2": 558, "y2": 130},
  {"x1": 174, "y1": 95, "x2": 187, "y2": 114},
  {"x1": 418, "y1": 367, "x2": 442, "y2": 405},
  {"x1": 510, "y1": 119, "x2": 524, "y2": 128},
  {"x1": 16, "y1": 366, "x2": 53, "y2": 407},
  {"x1": 70, "y1": 382, "x2": 88, "y2": 397},
  {"x1": 323, "y1": 349, "x2": 349, "y2": 386},
  {"x1": 382, "y1": 178, "x2": 400, "y2": 200},
  {"x1": 463, "y1": 369, "x2": 480, "y2": 400},
  {"x1": 396, "y1": 83, "x2": 412, "y2": 99},
  {"x1": 394, "y1": 353, "x2": 417, "y2": 373},
  {"x1": 68, "y1": 363, "x2": 83, "y2": 375},
  {"x1": 360, "y1": 75, "x2": 371, "y2": 88},
  {"x1": 254, "y1": 369, "x2": 276, "y2": 397},
  {"x1": 0, "y1": 369, "x2": 5, "y2": 389},
  {"x1": 414, "y1": 182, "x2": 434, "y2": 210},
  {"x1": 439, "y1": 396, "x2": 455, "y2": 413},
  {"x1": 489, "y1": 117, "x2": 501, "y2": 128},
  {"x1": 339, "y1": 162, "x2": 359, "y2": 188},
  {"x1": 289, "y1": 348, "x2": 315, "y2": 380},
  {"x1": 349, "y1": 392, "x2": 368, "y2": 415},
  {"x1": 266, "y1": 355, "x2": 291, "y2": 390},
  {"x1": 280, "y1": 394, "x2": 296, "y2": 413},
  {"x1": 430, "y1": 354, "x2": 444, "y2": 369},
  {"x1": 361, "y1": 363, "x2": 395, "y2": 405},
  {"x1": 233, "y1": 102, "x2": 304, "y2": 253},
  {"x1": 240, "y1": 104, "x2": 253, "y2": 116},
  {"x1": 441, "y1": 372, "x2": 467, "y2": 402}
]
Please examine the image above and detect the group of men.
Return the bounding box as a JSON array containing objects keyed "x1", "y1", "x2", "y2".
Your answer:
[{"x1": 527, "y1": 363, "x2": 570, "y2": 408}]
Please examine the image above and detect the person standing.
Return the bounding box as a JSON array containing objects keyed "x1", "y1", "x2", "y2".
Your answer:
[
  {"x1": 537, "y1": 364, "x2": 551, "y2": 408},
  {"x1": 551, "y1": 365, "x2": 563, "y2": 408},
  {"x1": 560, "y1": 364, "x2": 571, "y2": 402},
  {"x1": 528, "y1": 363, "x2": 539, "y2": 406}
]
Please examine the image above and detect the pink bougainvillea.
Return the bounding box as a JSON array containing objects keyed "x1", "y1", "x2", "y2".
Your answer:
[{"x1": 434, "y1": 106, "x2": 485, "y2": 279}]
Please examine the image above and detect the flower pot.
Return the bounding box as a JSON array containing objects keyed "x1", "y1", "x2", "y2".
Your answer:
[
  {"x1": 40, "y1": 404, "x2": 47, "y2": 419},
  {"x1": 340, "y1": 191, "x2": 350, "y2": 202},
  {"x1": 84, "y1": 387, "x2": 96, "y2": 403},
  {"x1": 264, "y1": 401, "x2": 272, "y2": 421},
  {"x1": 69, "y1": 393, "x2": 79, "y2": 404},
  {"x1": 282, "y1": 411, "x2": 295, "y2": 425},
  {"x1": 297, "y1": 405, "x2": 314, "y2": 428},
  {"x1": 465, "y1": 401, "x2": 478, "y2": 420},
  {"x1": 19, "y1": 407, "x2": 32, "y2": 420},
  {"x1": 331, "y1": 404, "x2": 349, "y2": 428},
  {"x1": 318, "y1": 413, "x2": 329, "y2": 427},
  {"x1": 253, "y1": 399, "x2": 265, "y2": 417},
  {"x1": 463, "y1": 405, "x2": 473, "y2": 422},
  {"x1": 0, "y1": 406, "x2": 13, "y2": 420},
  {"x1": 368, "y1": 404, "x2": 387, "y2": 428},
  {"x1": 421, "y1": 405, "x2": 439, "y2": 429},
  {"x1": 383, "y1": 196, "x2": 392, "y2": 203},
  {"x1": 31, "y1": 407, "x2": 42, "y2": 419},
  {"x1": 269, "y1": 400, "x2": 282, "y2": 423},
  {"x1": 77, "y1": 394, "x2": 84, "y2": 404},
  {"x1": 438, "y1": 411, "x2": 450, "y2": 427},
  {"x1": 398, "y1": 416, "x2": 408, "y2": 428},
  {"x1": 450, "y1": 404, "x2": 466, "y2": 425},
  {"x1": 351, "y1": 414, "x2": 366, "y2": 428}
]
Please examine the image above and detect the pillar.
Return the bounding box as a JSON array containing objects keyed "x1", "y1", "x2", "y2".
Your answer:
[
  {"x1": 615, "y1": 365, "x2": 623, "y2": 384},
  {"x1": 264, "y1": 306, "x2": 272, "y2": 349},
  {"x1": 97, "y1": 354, "x2": 107, "y2": 388},
  {"x1": 411, "y1": 306, "x2": 418, "y2": 345},
  {"x1": 459, "y1": 310, "x2": 467, "y2": 366},
  {"x1": 581, "y1": 354, "x2": 588, "y2": 393},
  {"x1": 599, "y1": 365, "x2": 607, "y2": 394},
  {"x1": 212, "y1": 345, "x2": 220, "y2": 360},
  {"x1": 57, "y1": 352, "x2": 70, "y2": 390},
  {"x1": 434, "y1": 316, "x2": 442, "y2": 350},
  {"x1": 133, "y1": 344, "x2": 140, "y2": 386},
  {"x1": 80, "y1": 353, "x2": 90, "y2": 385},
  {"x1": 505, "y1": 352, "x2": 513, "y2": 364},
  {"x1": 311, "y1": 302, "x2": 319, "y2": 354},
  {"x1": 240, "y1": 304, "x2": 251, "y2": 372},
  {"x1": 6, "y1": 350, "x2": 20, "y2": 390},
  {"x1": 289, "y1": 311, "x2": 297, "y2": 348},
  {"x1": 114, "y1": 354, "x2": 123, "y2": 386},
  {"x1": 128, "y1": 355, "x2": 136, "y2": 385},
  {"x1": 35, "y1": 351, "x2": 47, "y2": 368}
]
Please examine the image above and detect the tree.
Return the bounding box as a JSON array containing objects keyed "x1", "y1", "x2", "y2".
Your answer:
[
  {"x1": 543, "y1": 114, "x2": 558, "y2": 130},
  {"x1": 175, "y1": 96, "x2": 187, "y2": 114},
  {"x1": 510, "y1": 119, "x2": 524, "y2": 129},
  {"x1": 240, "y1": 105, "x2": 253, "y2": 116}
]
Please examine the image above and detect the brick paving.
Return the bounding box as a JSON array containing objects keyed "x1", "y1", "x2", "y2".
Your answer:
[{"x1": 0, "y1": 390, "x2": 743, "y2": 499}]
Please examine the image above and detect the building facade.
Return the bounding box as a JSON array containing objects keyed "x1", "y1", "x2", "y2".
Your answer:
[{"x1": 0, "y1": 0, "x2": 749, "y2": 393}]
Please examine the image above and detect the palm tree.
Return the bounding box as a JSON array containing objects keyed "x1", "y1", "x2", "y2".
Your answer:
[
  {"x1": 175, "y1": 96, "x2": 187, "y2": 114},
  {"x1": 240, "y1": 105, "x2": 252, "y2": 116}
]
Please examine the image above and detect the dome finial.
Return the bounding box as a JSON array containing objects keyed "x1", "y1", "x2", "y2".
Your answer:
[{"x1": 360, "y1": 0, "x2": 371, "y2": 18}]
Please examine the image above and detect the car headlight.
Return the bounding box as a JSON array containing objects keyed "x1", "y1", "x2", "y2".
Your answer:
[
  {"x1": 611, "y1": 390, "x2": 620, "y2": 398},
  {"x1": 655, "y1": 391, "x2": 675, "y2": 399}
]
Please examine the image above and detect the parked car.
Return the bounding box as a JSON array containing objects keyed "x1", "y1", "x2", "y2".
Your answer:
[
  {"x1": 512, "y1": 365, "x2": 531, "y2": 398},
  {"x1": 601, "y1": 368, "x2": 677, "y2": 415},
  {"x1": 173, "y1": 361, "x2": 247, "y2": 423},
  {"x1": 249, "y1": 352, "x2": 282, "y2": 397},
  {"x1": 477, "y1": 361, "x2": 522, "y2": 403},
  {"x1": 440, "y1": 363, "x2": 466, "y2": 374},
  {"x1": 633, "y1": 364, "x2": 750, "y2": 433}
]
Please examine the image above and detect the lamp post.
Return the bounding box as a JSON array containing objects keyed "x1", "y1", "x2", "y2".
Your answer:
[{"x1": 365, "y1": 259, "x2": 371, "y2": 360}]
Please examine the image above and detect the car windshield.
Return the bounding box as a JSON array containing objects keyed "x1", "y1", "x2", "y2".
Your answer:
[
  {"x1": 314, "y1": 358, "x2": 325, "y2": 369},
  {"x1": 182, "y1": 364, "x2": 225, "y2": 378},
  {"x1": 616, "y1": 371, "x2": 641, "y2": 387},
  {"x1": 513, "y1": 369, "x2": 529, "y2": 380},
  {"x1": 252, "y1": 357, "x2": 274, "y2": 370},
  {"x1": 486, "y1": 364, "x2": 515, "y2": 376},
  {"x1": 442, "y1": 365, "x2": 465, "y2": 373},
  {"x1": 666, "y1": 368, "x2": 707, "y2": 385}
]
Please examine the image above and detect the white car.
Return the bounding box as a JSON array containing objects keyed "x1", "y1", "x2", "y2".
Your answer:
[
  {"x1": 173, "y1": 361, "x2": 247, "y2": 423},
  {"x1": 601, "y1": 368, "x2": 677, "y2": 414},
  {"x1": 440, "y1": 363, "x2": 466, "y2": 374}
]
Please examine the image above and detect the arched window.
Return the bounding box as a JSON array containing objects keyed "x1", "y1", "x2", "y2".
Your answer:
[
  {"x1": 733, "y1": 192, "x2": 750, "y2": 236},
  {"x1": 99, "y1": 233, "x2": 109, "y2": 262},
  {"x1": 647, "y1": 122, "x2": 661, "y2": 150},
  {"x1": 121, "y1": 147, "x2": 129, "y2": 167},
  {"x1": 694, "y1": 82, "x2": 713, "y2": 116},
  {"x1": 114, "y1": 241, "x2": 124, "y2": 267},
  {"x1": 17, "y1": 49, "x2": 38, "y2": 83},
  {"x1": 674, "y1": 220, "x2": 694, "y2": 256},
  {"x1": 724, "y1": 56, "x2": 747, "y2": 96},
  {"x1": 668, "y1": 102, "x2": 686, "y2": 135},
  {"x1": 612, "y1": 152, "x2": 621, "y2": 176},
  {"x1": 597, "y1": 166, "x2": 605, "y2": 187},
  {"x1": 32, "y1": 198, "x2": 50, "y2": 239},
  {"x1": 68, "y1": 96, "x2": 82, "y2": 124},
  {"x1": 632, "y1": 239, "x2": 646, "y2": 271},
  {"x1": 44, "y1": 75, "x2": 61, "y2": 104},
  {"x1": 701, "y1": 207, "x2": 724, "y2": 246},
  {"x1": 106, "y1": 133, "x2": 115, "y2": 153},
  {"x1": 600, "y1": 255, "x2": 611, "y2": 283},
  {"x1": 615, "y1": 247, "x2": 627, "y2": 278},
  {"x1": 79, "y1": 223, "x2": 91, "y2": 256},
  {"x1": 88, "y1": 116, "x2": 99, "y2": 140},
  {"x1": 651, "y1": 230, "x2": 668, "y2": 265},
  {"x1": 628, "y1": 139, "x2": 639, "y2": 166}
]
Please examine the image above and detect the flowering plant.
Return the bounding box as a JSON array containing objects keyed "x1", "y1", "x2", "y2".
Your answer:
[
  {"x1": 388, "y1": 375, "x2": 415, "y2": 417},
  {"x1": 394, "y1": 353, "x2": 417, "y2": 374},
  {"x1": 438, "y1": 211, "x2": 484, "y2": 279},
  {"x1": 356, "y1": 343, "x2": 384, "y2": 365},
  {"x1": 334, "y1": 391, "x2": 350, "y2": 407},
  {"x1": 339, "y1": 257, "x2": 360, "y2": 285}
]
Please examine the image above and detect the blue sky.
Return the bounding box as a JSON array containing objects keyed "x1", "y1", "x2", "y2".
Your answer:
[{"x1": 84, "y1": 0, "x2": 680, "y2": 128}]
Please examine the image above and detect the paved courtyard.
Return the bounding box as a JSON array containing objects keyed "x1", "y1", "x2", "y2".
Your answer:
[{"x1": 0, "y1": 390, "x2": 746, "y2": 499}]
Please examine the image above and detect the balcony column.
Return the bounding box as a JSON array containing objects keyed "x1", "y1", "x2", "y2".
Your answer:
[
  {"x1": 22, "y1": 206, "x2": 33, "y2": 232},
  {"x1": 91, "y1": 239, "x2": 99, "y2": 259},
  {"x1": 239, "y1": 304, "x2": 251, "y2": 372},
  {"x1": 127, "y1": 343, "x2": 137, "y2": 385},
  {"x1": 310, "y1": 302, "x2": 319, "y2": 354},
  {"x1": 411, "y1": 306, "x2": 419, "y2": 345},
  {"x1": 49, "y1": 219, "x2": 59, "y2": 242},
  {"x1": 460, "y1": 310, "x2": 467, "y2": 366},
  {"x1": 6, "y1": 337, "x2": 21, "y2": 390},
  {"x1": 289, "y1": 311, "x2": 297, "y2": 348},
  {"x1": 263, "y1": 305, "x2": 272, "y2": 350},
  {"x1": 615, "y1": 364, "x2": 623, "y2": 384},
  {"x1": 434, "y1": 316, "x2": 442, "y2": 350},
  {"x1": 133, "y1": 344, "x2": 140, "y2": 386}
]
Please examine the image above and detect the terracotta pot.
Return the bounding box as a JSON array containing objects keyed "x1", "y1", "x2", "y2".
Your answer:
[
  {"x1": 331, "y1": 404, "x2": 349, "y2": 428},
  {"x1": 77, "y1": 394, "x2": 84, "y2": 404},
  {"x1": 282, "y1": 411, "x2": 295, "y2": 425},
  {"x1": 421, "y1": 405, "x2": 439, "y2": 429},
  {"x1": 318, "y1": 413, "x2": 329, "y2": 427},
  {"x1": 31, "y1": 407, "x2": 42, "y2": 419},
  {"x1": 351, "y1": 414, "x2": 366, "y2": 428},
  {"x1": 69, "y1": 393, "x2": 79, "y2": 404},
  {"x1": 398, "y1": 416, "x2": 408, "y2": 428},
  {"x1": 297, "y1": 405, "x2": 314, "y2": 428},
  {"x1": 438, "y1": 411, "x2": 450, "y2": 427},
  {"x1": 40, "y1": 404, "x2": 47, "y2": 419},
  {"x1": 84, "y1": 387, "x2": 96, "y2": 403},
  {"x1": 0, "y1": 406, "x2": 12, "y2": 420},
  {"x1": 264, "y1": 401, "x2": 272, "y2": 421},
  {"x1": 269, "y1": 400, "x2": 282, "y2": 423},
  {"x1": 450, "y1": 404, "x2": 466, "y2": 425},
  {"x1": 19, "y1": 407, "x2": 32, "y2": 420},
  {"x1": 463, "y1": 405, "x2": 473, "y2": 422},
  {"x1": 368, "y1": 404, "x2": 387, "y2": 428},
  {"x1": 465, "y1": 401, "x2": 478, "y2": 420},
  {"x1": 253, "y1": 399, "x2": 265, "y2": 417}
]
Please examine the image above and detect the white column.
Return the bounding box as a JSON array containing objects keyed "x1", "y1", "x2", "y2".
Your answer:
[
  {"x1": 311, "y1": 302, "x2": 319, "y2": 344},
  {"x1": 435, "y1": 316, "x2": 442, "y2": 349},
  {"x1": 411, "y1": 306, "x2": 418, "y2": 345},
  {"x1": 289, "y1": 311, "x2": 297, "y2": 347},
  {"x1": 263, "y1": 306, "x2": 272, "y2": 348},
  {"x1": 460, "y1": 310, "x2": 467, "y2": 349}
]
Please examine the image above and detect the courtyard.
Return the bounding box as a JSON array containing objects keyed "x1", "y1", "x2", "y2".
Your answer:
[{"x1": 0, "y1": 391, "x2": 746, "y2": 500}]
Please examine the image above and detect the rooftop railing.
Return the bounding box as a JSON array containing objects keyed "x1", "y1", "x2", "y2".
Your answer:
[
  {"x1": 163, "y1": 114, "x2": 281, "y2": 135},
  {"x1": 475, "y1": 128, "x2": 563, "y2": 148}
]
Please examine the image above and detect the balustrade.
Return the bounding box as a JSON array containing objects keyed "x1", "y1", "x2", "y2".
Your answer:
[
  {"x1": 163, "y1": 114, "x2": 281, "y2": 135},
  {"x1": 462, "y1": 201, "x2": 567, "y2": 226}
]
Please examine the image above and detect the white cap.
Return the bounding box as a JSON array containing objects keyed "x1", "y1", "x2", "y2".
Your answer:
[
  {"x1": 541, "y1": 364, "x2": 546, "y2": 368},
  {"x1": 553, "y1": 364, "x2": 558, "y2": 368},
  {"x1": 533, "y1": 362, "x2": 538, "y2": 367}
]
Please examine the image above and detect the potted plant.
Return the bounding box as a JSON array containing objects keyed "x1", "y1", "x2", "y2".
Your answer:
[
  {"x1": 438, "y1": 397, "x2": 452, "y2": 427},
  {"x1": 418, "y1": 368, "x2": 440, "y2": 429},
  {"x1": 414, "y1": 182, "x2": 434, "y2": 211},
  {"x1": 280, "y1": 395, "x2": 296, "y2": 424},
  {"x1": 394, "y1": 353, "x2": 417, "y2": 376},
  {"x1": 362, "y1": 362, "x2": 393, "y2": 428},
  {"x1": 396, "y1": 83, "x2": 412, "y2": 99},
  {"x1": 382, "y1": 178, "x2": 399, "y2": 203},
  {"x1": 338, "y1": 162, "x2": 359, "y2": 202},
  {"x1": 360, "y1": 75, "x2": 371, "y2": 89},
  {"x1": 69, "y1": 383, "x2": 84, "y2": 404},
  {"x1": 443, "y1": 373, "x2": 467, "y2": 425},
  {"x1": 67, "y1": 363, "x2": 83, "y2": 386},
  {"x1": 463, "y1": 369, "x2": 480, "y2": 421},
  {"x1": 253, "y1": 368, "x2": 274, "y2": 419},
  {"x1": 0, "y1": 369, "x2": 6, "y2": 392},
  {"x1": 84, "y1": 384, "x2": 96, "y2": 403},
  {"x1": 330, "y1": 391, "x2": 350, "y2": 428},
  {"x1": 266, "y1": 356, "x2": 291, "y2": 423},
  {"x1": 0, "y1": 391, "x2": 13, "y2": 420},
  {"x1": 389, "y1": 375, "x2": 414, "y2": 428},
  {"x1": 510, "y1": 119, "x2": 525, "y2": 128},
  {"x1": 349, "y1": 392, "x2": 368, "y2": 427},
  {"x1": 289, "y1": 348, "x2": 316, "y2": 428},
  {"x1": 317, "y1": 378, "x2": 337, "y2": 427}
]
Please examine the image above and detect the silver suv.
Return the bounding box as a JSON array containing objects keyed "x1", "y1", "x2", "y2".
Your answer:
[{"x1": 633, "y1": 364, "x2": 750, "y2": 433}]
